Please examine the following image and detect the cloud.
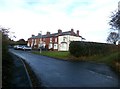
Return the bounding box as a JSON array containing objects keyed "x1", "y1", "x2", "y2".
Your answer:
[{"x1": 0, "y1": 0, "x2": 119, "y2": 42}]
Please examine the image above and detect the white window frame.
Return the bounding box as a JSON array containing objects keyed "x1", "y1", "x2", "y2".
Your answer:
[
  {"x1": 54, "y1": 44, "x2": 58, "y2": 49},
  {"x1": 50, "y1": 38, "x2": 52, "y2": 42},
  {"x1": 55, "y1": 38, "x2": 57, "y2": 42},
  {"x1": 49, "y1": 43, "x2": 52, "y2": 49}
]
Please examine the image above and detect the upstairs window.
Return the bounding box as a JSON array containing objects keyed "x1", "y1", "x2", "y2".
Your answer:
[
  {"x1": 50, "y1": 38, "x2": 52, "y2": 42},
  {"x1": 43, "y1": 38, "x2": 45, "y2": 42},
  {"x1": 55, "y1": 38, "x2": 57, "y2": 42},
  {"x1": 63, "y1": 37, "x2": 67, "y2": 42}
]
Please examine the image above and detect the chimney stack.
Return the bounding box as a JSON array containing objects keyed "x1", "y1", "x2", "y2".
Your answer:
[
  {"x1": 32, "y1": 34, "x2": 35, "y2": 37},
  {"x1": 58, "y1": 29, "x2": 62, "y2": 34},
  {"x1": 71, "y1": 29, "x2": 74, "y2": 32},
  {"x1": 46, "y1": 31, "x2": 50, "y2": 35},
  {"x1": 71, "y1": 28, "x2": 74, "y2": 35},
  {"x1": 77, "y1": 30, "x2": 79, "y2": 36},
  {"x1": 38, "y1": 33, "x2": 41, "y2": 35}
]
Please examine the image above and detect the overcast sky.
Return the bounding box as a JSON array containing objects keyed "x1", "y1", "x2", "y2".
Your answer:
[{"x1": 0, "y1": 0, "x2": 119, "y2": 42}]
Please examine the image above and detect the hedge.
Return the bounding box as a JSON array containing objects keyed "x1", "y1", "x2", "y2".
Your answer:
[{"x1": 69, "y1": 41, "x2": 118, "y2": 57}]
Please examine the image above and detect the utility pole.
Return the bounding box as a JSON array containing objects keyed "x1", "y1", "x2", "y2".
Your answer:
[{"x1": 40, "y1": 31, "x2": 42, "y2": 53}]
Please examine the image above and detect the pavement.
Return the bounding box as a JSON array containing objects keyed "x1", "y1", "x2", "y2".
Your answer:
[
  {"x1": 9, "y1": 49, "x2": 120, "y2": 87},
  {"x1": 10, "y1": 52, "x2": 32, "y2": 87}
]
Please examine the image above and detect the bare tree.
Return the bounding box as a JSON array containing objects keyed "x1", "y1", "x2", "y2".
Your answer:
[
  {"x1": 109, "y1": 10, "x2": 120, "y2": 30},
  {"x1": 107, "y1": 32, "x2": 119, "y2": 44},
  {"x1": 109, "y1": 10, "x2": 120, "y2": 44}
]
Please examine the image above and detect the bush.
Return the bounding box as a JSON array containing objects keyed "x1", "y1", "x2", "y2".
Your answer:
[
  {"x1": 69, "y1": 41, "x2": 118, "y2": 57},
  {"x1": 1, "y1": 28, "x2": 14, "y2": 87}
]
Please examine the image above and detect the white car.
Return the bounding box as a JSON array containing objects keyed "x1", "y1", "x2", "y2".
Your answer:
[
  {"x1": 22, "y1": 45, "x2": 32, "y2": 51},
  {"x1": 14, "y1": 45, "x2": 23, "y2": 50}
]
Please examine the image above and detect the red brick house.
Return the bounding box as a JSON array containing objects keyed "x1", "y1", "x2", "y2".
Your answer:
[{"x1": 27, "y1": 29, "x2": 82, "y2": 51}]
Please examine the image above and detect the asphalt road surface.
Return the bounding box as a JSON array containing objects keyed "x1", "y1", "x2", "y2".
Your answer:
[{"x1": 9, "y1": 49, "x2": 119, "y2": 87}]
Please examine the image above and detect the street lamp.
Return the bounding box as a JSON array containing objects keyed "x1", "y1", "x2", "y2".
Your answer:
[{"x1": 40, "y1": 31, "x2": 42, "y2": 53}]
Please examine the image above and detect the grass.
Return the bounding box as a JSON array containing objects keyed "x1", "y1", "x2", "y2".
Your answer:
[
  {"x1": 33, "y1": 51, "x2": 119, "y2": 62},
  {"x1": 87, "y1": 51, "x2": 120, "y2": 74},
  {"x1": 33, "y1": 51, "x2": 119, "y2": 64},
  {"x1": 33, "y1": 51, "x2": 70, "y2": 60},
  {"x1": 101, "y1": 52, "x2": 120, "y2": 73},
  {"x1": 91, "y1": 52, "x2": 119, "y2": 64}
]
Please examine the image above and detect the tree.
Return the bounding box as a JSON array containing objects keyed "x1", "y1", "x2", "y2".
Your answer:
[
  {"x1": 107, "y1": 32, "x2": 119, "y2": 44},
  {"x1": 16, "y1": 39, "x2": 27, "y2": 45},
  {"x1": 0, "y1": 27, "x2": 9, "y2": 53},
  {"x1": 109, "y1": 10, "x2": 120, "y2": 30},
  {"x1": 109, "y1": 9, "x2": 120, "y2": 44},
  {"x1": 0, "y1": 27, "x2": 16, "y2": 46},
  {"x1": 0, "y1": 27, "x2": 14, "y2": 87}
]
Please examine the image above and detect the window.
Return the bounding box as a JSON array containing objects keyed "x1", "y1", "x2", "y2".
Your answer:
[
  {"x1": 43, "y1": 38, "x2": 45, "y2": 42},
  {"x1": 60, "y1": 43, "x2": 67, "y2": 51},
  {"x1": 55, "y1": 38, "x2": 57, "y2": 42},
  {"x1": 54, "y1": 44, "x2": 58, "y2": 49},
  {"x1": 50, "y1": 38, "x2": 52, "y2": 42},
  {"x1": 34, "y1": 39, "x2": 37, "y2": 45},
  {"x1": 39, "y1": 38, "x2": 42, "y2": 42},
  {"x1": 49, "y1": 43, "x2": 52, "y2": 49},
  {"x1": 61, "y1": 43, "x2": 65, "y2": 48},
  {"x1": 63, "y1": 37, "x2": 67, "y2": 42}
]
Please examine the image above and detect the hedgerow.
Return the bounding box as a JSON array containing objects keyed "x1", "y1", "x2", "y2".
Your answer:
[{"x1": 69, "y1": 41, "x2": 118, "y2": 57}]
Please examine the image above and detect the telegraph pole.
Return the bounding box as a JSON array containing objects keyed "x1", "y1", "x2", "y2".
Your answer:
[{"x1": 40, "y1": 31, "x2": 42, "y2": 53}]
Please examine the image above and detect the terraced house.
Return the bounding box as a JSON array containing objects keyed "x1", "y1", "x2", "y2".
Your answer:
[{"x1": 27, "y1": 29, "x2": 82, "y2": 51}]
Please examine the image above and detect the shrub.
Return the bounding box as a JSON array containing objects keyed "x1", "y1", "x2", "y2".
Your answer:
[{"x1": 69, "y1": 41, "x2": 117, "y2": 57}]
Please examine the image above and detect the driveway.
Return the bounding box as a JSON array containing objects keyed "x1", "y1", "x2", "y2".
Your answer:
[{"x1": 9, "y1": 49, "x2": 119, "y2": 87}]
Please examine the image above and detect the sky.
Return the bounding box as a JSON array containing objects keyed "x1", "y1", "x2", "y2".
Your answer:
[{"x1": 0, "y1": 0, "x2": 119, "y2": 43}]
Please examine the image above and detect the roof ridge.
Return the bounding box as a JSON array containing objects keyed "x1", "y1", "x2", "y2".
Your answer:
[{"x1": 29, "y1": 30, "x2": 80, "y2": 39}]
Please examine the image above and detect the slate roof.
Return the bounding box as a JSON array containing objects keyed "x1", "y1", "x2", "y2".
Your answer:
[{"x1": 28, "y1": 30, "x2": 80, "y2": 39}]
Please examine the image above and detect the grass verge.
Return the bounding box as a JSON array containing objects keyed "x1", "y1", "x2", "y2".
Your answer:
[
  {"x1": 33, "y1": 51, "x2": 70, "y2": 60},
  {"x1": 32, "y1": 51, "x2": 120, "y2": 75}
]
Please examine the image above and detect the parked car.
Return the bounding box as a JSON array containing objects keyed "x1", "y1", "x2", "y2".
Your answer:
[
  {"x1": 8, "y1": 45, "x2": 13, "y2": 49},
  {"x1": 14, "y1": 45, "x2": 23, "y2": 50},
  {"x1": 22, "y1": 45, "x2": 32, "y2": 51}
]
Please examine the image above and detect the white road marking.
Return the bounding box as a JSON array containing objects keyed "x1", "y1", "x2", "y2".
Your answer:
[{"x1": 88, "y1": 70, "x2": 113, "y2": 79}]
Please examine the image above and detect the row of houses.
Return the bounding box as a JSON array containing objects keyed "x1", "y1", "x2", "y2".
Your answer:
[{"x1": 27, "y1": 29, "x2": 83, "y2": 51}]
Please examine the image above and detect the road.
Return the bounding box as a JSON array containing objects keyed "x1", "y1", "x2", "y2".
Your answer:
[{"x1": 9, "y1": 49, "x2": 119, "y2": 87}]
